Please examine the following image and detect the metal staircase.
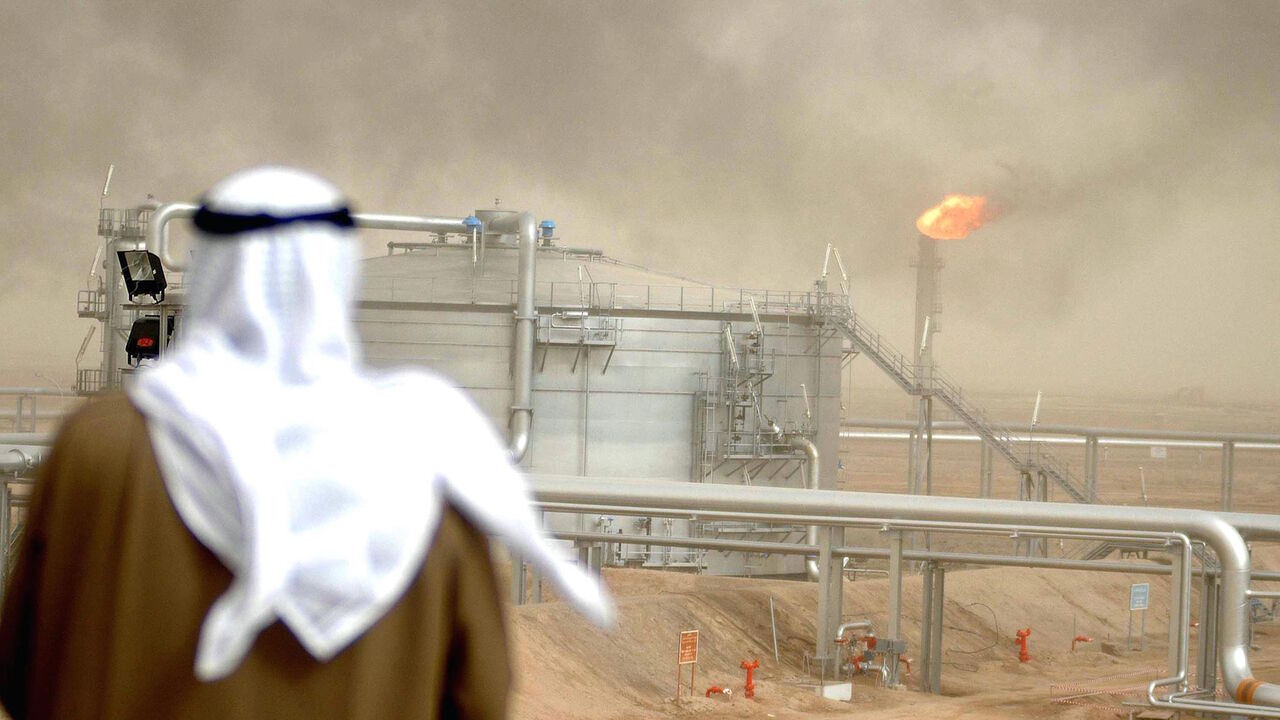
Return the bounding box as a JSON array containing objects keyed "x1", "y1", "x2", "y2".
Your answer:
[{"x1": 815, "y1": 301, "x2": 1097, "y2": 504}]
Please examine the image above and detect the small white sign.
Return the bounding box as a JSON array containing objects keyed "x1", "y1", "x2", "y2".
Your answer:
[
  {"x1": 1150, "y1": 446, "x2": 1168, "y2": 460},
  {"x1": 1130, "y1": 582, "x2": 1150, "y2": 611}
]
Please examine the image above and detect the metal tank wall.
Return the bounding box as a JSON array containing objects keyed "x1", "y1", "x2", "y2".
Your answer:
[{"x1": 354, "y1": 244, "x2": 842, "y2": 577}]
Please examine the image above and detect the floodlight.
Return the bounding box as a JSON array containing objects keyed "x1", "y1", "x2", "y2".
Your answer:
[{"x1": 117, "y1": 250, "x2": 167, "y2": 302}]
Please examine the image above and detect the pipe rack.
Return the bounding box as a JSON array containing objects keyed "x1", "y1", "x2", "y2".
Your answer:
[{"x1": 531, "y1": 475, "x2": 1280, "y2": 715}]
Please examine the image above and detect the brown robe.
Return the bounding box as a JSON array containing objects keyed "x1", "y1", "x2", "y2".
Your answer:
[{"x1": 0, "y1": 393, "x2": 510, "y2": 719}]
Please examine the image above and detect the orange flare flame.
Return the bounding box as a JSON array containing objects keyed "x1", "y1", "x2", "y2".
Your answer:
[{"x1": 915, "y1": 194, "x2": 994, "y2": 240}]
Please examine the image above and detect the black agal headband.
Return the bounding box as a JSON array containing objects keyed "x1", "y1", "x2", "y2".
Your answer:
[{"x1": 192, "y1": 204, "x2": 355, "y2": 236}]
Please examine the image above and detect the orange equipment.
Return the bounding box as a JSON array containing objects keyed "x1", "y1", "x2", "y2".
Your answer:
[
  {"x1": 1015, "y1": 628, "x2": 1032, "y2": 662},
  {"x1": 1071, "y1": 635, "x2": 1094, "y2": 652},
  {"x1": 705, "y1": 686, "x2": 731, "y2": 698},
  {"x1": 740, "y1": 659, "x2": 760, "y2": 698}
]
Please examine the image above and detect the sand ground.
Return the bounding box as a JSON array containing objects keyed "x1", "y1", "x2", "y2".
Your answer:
[{"x1": 509, "y1": 391, "x2": 1280, "y2": 719}]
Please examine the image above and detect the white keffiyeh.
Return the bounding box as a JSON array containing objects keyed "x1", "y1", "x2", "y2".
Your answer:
[{"x1": 129, "y1": 166, "x2": 612, "y2": 681}]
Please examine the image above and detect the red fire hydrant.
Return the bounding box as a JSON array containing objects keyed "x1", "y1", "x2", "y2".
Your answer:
[
  {"x1": 1071, "y1": 635, "x2": 1094, "y2": 653},
  {"x1": 741, "y1": 659, "x2": 760, "y2": 698},
  {"x1": 1015, "y1": 628, "x2": 1032, "y2": 663}
]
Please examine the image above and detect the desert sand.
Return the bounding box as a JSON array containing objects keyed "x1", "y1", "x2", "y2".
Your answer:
[{"x1": 509, "y1": 391, "x2": 1280, "y2": 719}]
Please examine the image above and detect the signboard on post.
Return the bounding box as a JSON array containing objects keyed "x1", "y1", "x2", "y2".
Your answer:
[
  {"x1": 679, "y1": 630, "x2": 699, "y2": 664},
  {"x1": 1127, "y1": 583, "x2": 1150, "y2": 651},
  {"x1": 676, "y1": 630, "x2": 699, "y2": 701},
  {"x1": 1130, "y1": 583, "x2": 1150, "y2": 611}
]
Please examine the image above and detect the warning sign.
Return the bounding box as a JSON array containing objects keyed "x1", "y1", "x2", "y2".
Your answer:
[
  {"x1": 1130, "y1": 583, "x2": 1150, "y2": 611},
  {"x1": 678, "y1": 630, "x2": 699, "y2": 665}
]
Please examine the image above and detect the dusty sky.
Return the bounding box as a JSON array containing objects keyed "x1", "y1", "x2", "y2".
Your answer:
[{"x1": 2, "y1": 1, "x2": 1277, "y2": 402}]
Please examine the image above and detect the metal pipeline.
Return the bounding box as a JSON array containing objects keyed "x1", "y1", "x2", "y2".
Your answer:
[
  {"x1": 486, "y1": 211, "x2": 537, "y2": 462},
  {"x1": 528, "y1": 476, "x2": 1277, "y2": 711},
  {"x1": 0, "y1": 387, "x2": 79, "y2": 398},
  {"x1": 150, "y1": 203, "x2": 476, "y2": 273},
  {"x1": 547, "y1": 528, "x2": 1220, "y2": 577},
  {"x1": 150, "y1": 202, "x2": 537, "y2": 460},
  {"x1": 834, "y1": 620, "x2": 873, "y2": 644},
  {"x1": 149, "y1": 202, "x2": 198, "y2": 271},
  {"x1": 0, "y1": 434, "x2": 54, "y2": 446},
  {"x1": 0, "y1": 449, "x2": 37, "y2": 475},
  {"x1": 789, "y1": 435, "x2": 821, "y2": 580}
]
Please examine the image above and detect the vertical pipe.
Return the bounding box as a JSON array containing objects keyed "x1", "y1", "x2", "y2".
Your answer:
[
  {"x1": 919, "y1": 560, "x2": 934, "y2": 692},
  {"x1": 906, "y1": 429, "x2": 918, "y2": 494},
  {"x1": 828, "y1": 526, "x2": 845, "y2": 662},
  {"x1": 887, "y1": 530, "x2": 903, "y2": 686},
  {"x1": 979, "y1": 441, "x2": 993, "y2": 498},
  {"x1": 1221, "y1": 442, "x2": 1235, "y2": 511},
  {"x1": 1197, "y1": 570, "x2": 1213, "y2": 691},
  {"x1": 816, "y1": 523, "x2": 833, "y2": 666},
  {"x1": 791, "y1": 435, "x2": 822, "y2": 581},
  {"x1": 929, "y1": 564, "x2": 944, "y2": 693},
  {"x1": 1168, "y1": 548, "x2": 1184, "y2": 683},
  {"x1": 912, "y1": 398, "x2": 929, "y2": 495},
  {"x1": 0, "y1": 477, "x2": 9, "y2": 598},
  {"x1": 1035, "y1": 472, "x2": 1049, "y2": 557},
  {"x1": 1085, "y1": 435, "x2": 1099, "y2": 500},
  {"x1": 508, "y1": 213, "x2": 537, "y2": 463},
  {"x1": 815, "y1": 526, "x2": 843, "y2": 669},
  {"x1": 1207, "y1": 578, "x2": 1221, "y2": 692}
]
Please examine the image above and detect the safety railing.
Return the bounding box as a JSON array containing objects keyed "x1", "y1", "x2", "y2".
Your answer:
[{"x1": 818, "y1": 302, "x2": 1096, "y2": 505}]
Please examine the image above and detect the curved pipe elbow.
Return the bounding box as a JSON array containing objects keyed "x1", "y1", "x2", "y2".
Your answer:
[
  {"x1": 834, "y1": 620, "x2": 873, "y2": 643},
  {"x1": 790, "y1": 435, "x2": 822, "y2": 580},
  {"x1": 148, "y1": 202, "x2": 199, "y2": 272}
]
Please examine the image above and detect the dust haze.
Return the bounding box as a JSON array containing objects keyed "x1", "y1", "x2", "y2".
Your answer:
[{"x1": 2, "y1": 1, "x2": 1277, "y2": 403}]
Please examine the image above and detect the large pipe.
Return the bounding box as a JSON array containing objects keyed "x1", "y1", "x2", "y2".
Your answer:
[
  {"x1": 0, "y1": 448, "x2": 38, "y2": 475},
  {"x1": 529, "y1": 476, "x2": 1277, "y2": 710},
  {"x1": 149, "y1": 203, "x2": 474, "y2": 272},
  {"x1": 843, "y1": 417, "x2": 1280, "y2": 446},
  {"x1": 547, "y1": 528, "x2": 1234, "y2": 577},
  {"x1": 149, "y1": 201, "x2": 535, "y2": 460},
  {"x1": 0, "y1": 388, "x2": 79, "y2": 398},
  {"x1": 148, "y1": 202, "x2": 198, "y2": 271},
  {"x1": 486, "y1": 211, "x2": 537, "y2": 462},
  {"x1": 0, "y1": 434, "x2": 54, "y2": 446},
  {"x1": 790, "y1": 435, "x2": 821, "y2": 580},
  {"x1": 834, "y1": 620, "x2": 873, "y2": 643}
]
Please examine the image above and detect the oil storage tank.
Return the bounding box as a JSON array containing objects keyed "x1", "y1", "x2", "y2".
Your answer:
[{"x1": 355, "y1": 215, "x2": 844, "y2": 577}]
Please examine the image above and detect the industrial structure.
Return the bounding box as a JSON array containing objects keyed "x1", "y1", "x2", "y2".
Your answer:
[{"x1": 3, "y1": 195, "x2": 1280, "y2": 717}]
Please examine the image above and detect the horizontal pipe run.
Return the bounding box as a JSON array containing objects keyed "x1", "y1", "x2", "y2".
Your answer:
[
  {"x1": 149, "y1": 203, "x2": 474, "y2": 272},
  {"x1": 843, "y1": 417, "x2": 1280, "y2": 447},
  {"x1": 540, "y1": 499, "x2": 1280, "y2": 556},
  {"x1": 349, "y1": 213, "x2": 470, "y2": 235},
  {"x1": 542, "y1": 499, "x2": 1280, "y2": 584},
  {"x1": 0, "y1": 388, "x2": 80, "y2": 398},
  {"x1": 0, "y1": 435, "x2": 54, "y2": 446},
  {"x1": 1, "y1": 411, "x2": 69, "y2": 423},
  {"x1": 547, "y1": 531, "x2": 1201, "y2": 576},
  {"x1": 530, "y1": 476, "x2": 1269, "y2": 708},
  {"x1": 842, "y1": 429, "x2": 1280, "y2": 452}
]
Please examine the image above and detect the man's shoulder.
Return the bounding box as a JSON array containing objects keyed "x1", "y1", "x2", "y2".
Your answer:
[{"x1": 51, "y1": 391, "x2": 148, "y2": 466}]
